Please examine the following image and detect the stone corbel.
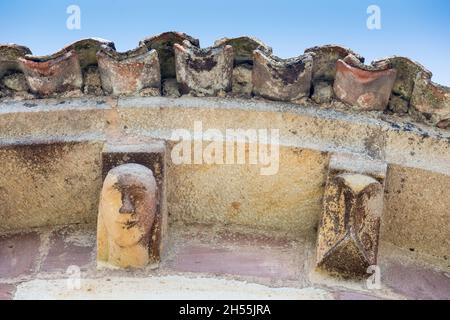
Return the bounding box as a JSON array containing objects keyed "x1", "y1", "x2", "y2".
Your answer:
[
  {"x1": 98, "y1": 140, "x2": 167, "y2": 268},
  {"x1": 316, "y1": 153, "x2": 387, "y2": 277}
]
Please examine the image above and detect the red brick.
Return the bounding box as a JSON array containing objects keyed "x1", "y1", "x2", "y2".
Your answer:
[
  {"x1": 0, "y1": 283, "x2": 16, "y2": 300},
  {"x1": 41, "y1": 226, "x2": 94, "y2": 272},
  {"x1": 382, "y1": 263, "x2": 450, "y2": 300},
  {"x1": 216, "y1": 230, "x2": 292, "y2": 247},
  {"x1": 0, "y1": 232, "x2": 40, "y2": 279},
  {"x1": 333, "y1": 290, "x2": 383, "y2": 300},
  {"x1": 168, "y1": 244, "x2": 299, "y2": 280}
]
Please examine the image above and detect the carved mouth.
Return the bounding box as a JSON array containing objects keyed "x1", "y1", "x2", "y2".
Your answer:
[{"x1": 117, "y1": 220, "x2": 139, "y2": 229}]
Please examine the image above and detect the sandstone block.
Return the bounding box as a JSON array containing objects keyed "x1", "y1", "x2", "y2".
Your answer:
[
  {"x1": 316, "y1": 153, "x2": 387, "y2": 277},
  {"x1": 97, "y1": 163, "x2": 158, "y2": 268},
  {"x1": 101, "y1": 141, "x2": 167, "y2": 264},
  {"x1": 410, "y1": 72, "x2": 450, "y2": 128}
]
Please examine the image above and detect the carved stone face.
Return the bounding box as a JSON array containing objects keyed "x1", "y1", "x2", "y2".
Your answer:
[{"x1": 100, "y1": 164, "x2": 157, "y2": 248}]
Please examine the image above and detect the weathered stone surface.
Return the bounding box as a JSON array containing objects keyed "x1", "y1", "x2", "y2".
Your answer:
[
  {"x1": 25, "y1": 38, "x2": 115, "y2": 71},
  {"x1": 1, "y1": 95, "x2": 449, "y2": 254},
  {"x1": 82, "y1": 65, "x2": 103, "y2": 95},
  {"x1": 174, "y1": 41, "x2": 234, "y2": 96},
  {"x1": 382, "y1": 262, "x2": 450, "y2": 300},
  {"x1": 252, "y1": 50, "x2": 313, "y2": 102},
  {"x1": 304, "y1": 45, "x2": 364, "y2": 84},
  {"x1": 97, "y1": 46, "x2": 161, "y2": 96},
  {"x1": 372, "y1": 57, "x2": 432, "y2": 114},
  {"x1": 18, "y1": 50, "x2": 83, "y2": 97},
  {"x1": 0, "y1": 44, "x2": 32, "y2": 78},
  {"x1": 14, "y1": 276, "x2": 332, "y2": 300},
  {"x1": 312, "y1": 81, "x2": 333, "y2": 104},
  {"x1": 0, "y1": 232, "x2": 40, "y2": 278},
  {"x1": 437, "y1": 118, "x2": 450, "y2": 130},
  {"x1": 97, "y1": 163, "x2": 158, "y2": 268},
  {"x1": 101, "y1": 141, "x2": 166, "y2": 182},
  {"x1": 0, "y1": 72, "x2": 33, "y2": 100},
  {"x1": 162, "y1": 78, "x2": 181, "y2": 97},
  {"x1": 214, "y1": 36, "x2": 272, "y2": 65},
  {"x1": 410, "y1": 72, "x2": 450, "y2": 127},
  {"x1": 316, "y1": 153, "x2": 387, "y2": 277},
  {"x1": 373, "y1": 56, "x2": 432, "y2": 102},
  {"x1": 41, "y1": 225, "x2": 95, "y2": 272},
  {"x1": 2, "y1": 72, "x2": 29, "y2": 92},
  {"x1": 210, "y1": 37, "x2": 264, "y2": 97},
  {"x1": 333, "y1": 290, "x2": 382, "y2": 300},
  {"x1": 0, "y1": 140, "x2": 103, "y2": 232},
  {"x1": 167, "y1": 244, "x2": 300, "y2": 280},
  {"x1": 317, "y1": 174, "x2": 384, "y2": 276},
  {"x1": 328, "y1": 152, "x2": 387, "y2": 180},
  {"x1": 12, "y1": 38, "x2": 114, "y2": 98},
  {"x1": 382, "y1": 164, "x2": 450, "y2": 261},
  {"x1": 388, "y1": 94, "x2": 409, "y2": 114},
  {"x1": 333, "y1": 56, "x2": 397, "y2": 111},
  {"x1": 232, "y1": 64, "x2": 253, "y2": 96},
  {"x1": 60, "y1": 38, "x2": 116, "y2": 70},
  {"x1": 139, "y1": 31, "x2": 199, "y2": 79},
  {"x1": 101, "y1": 141, "x2": 167, "y2": 263},
  {"x1": 0, "y1": 283, "x2": 16, "y2": 300},
  {"x1": 164, "y1": 142, "x2": 328, "y2": 234}
]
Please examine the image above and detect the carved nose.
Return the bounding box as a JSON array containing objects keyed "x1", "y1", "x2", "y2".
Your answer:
[{"x1": 119, "y1": 193, "x2": 136, "y2": 214}]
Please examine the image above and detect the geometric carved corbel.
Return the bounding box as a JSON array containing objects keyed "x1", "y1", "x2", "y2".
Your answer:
[
  {"x1": 316, "y1": 153, "x2": 387, "y2": 277},
  {"x1": 98, "y1": 140, "x2": 167, "y2": 268}
]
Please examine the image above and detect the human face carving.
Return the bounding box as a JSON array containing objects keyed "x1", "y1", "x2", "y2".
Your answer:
[{"x1": 100, "y1": 165, "x2": 157, "y2": 248}]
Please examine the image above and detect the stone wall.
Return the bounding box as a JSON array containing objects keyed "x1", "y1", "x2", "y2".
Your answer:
[
  {"x1": 1, "y1": 32, "x2": 449, "y2": 131},
  {"x1": 0, "y1": 97, "x2": 448, "y2": 261},
  {"x1": 0, "y1": 140, "x2": 103, "y2": 230}
]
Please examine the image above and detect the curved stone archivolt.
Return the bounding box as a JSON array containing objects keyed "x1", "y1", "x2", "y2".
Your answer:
[{"x1": 0, "y1": 31, "x2": 448, "y2": 130}]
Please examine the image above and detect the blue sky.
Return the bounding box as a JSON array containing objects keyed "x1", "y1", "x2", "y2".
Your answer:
[{"x1": 1, "y1": 0, "x2": 449, "y2": 85}]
